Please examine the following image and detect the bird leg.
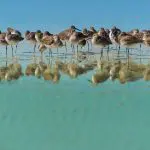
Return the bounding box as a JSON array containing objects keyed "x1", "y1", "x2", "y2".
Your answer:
[
  {"x1": 126, "y1": 48, "x2": 128, "y2": 64},
  {"x1": 117, "y1": 45, "x2": 120, "y2": 58},
  {"x1": 107, "y1": 46, "x2": 109, "y2": 61},
  {"x1": 6, "y1": 45, "x2": 8, "y2": 67},
  {"x1": 71, "y1": 44, "x2": 75, "y2": 54},
  {"x1": 48, "y1": 48, "x2": 52, "y2": 64},
  {"x1": 127, "y1": 48, "x2": 130, "y2": 69},
  {"x1": 100, "y1": 48, "x2": 103, "y2": 60},
  {"x1": 77, "y1": 45, "x2": 79, "y2": 60},
  {"x1": 40, "y1": 52, "x2": 43, "y2": 62},
  {"x1": 57, "y1": 48, "x2": 59, "y2": 58},
  {"x1": 15, "y1": 44, "x2": 18, "y2": 54},
  {"x1": 33, "y1": 43, "x2": 36, "y2": 54},
  {"x1": 11, "y1": 45, "x2": 14, "y2": 58},
  {"x1": 140, "y1": 44, "x2": 142, "y2": 64},
  {"x1": 65, "y1": 41, "x2": 67, "y2": 58},
  {"x1": 87, "y1": 41, "x2": 90, "y2": 52},
  {"x1": 90, "y1": 41, "x2": 93, "y2": 51}
]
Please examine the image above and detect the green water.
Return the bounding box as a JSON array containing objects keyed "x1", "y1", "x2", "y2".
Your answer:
[{"x1": 0, "y1": 71, "x2": 150, "y2": 150}]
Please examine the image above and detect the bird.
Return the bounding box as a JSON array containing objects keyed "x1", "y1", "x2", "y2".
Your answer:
[
  {"x1": 69, "y1": 30, "x2": 87, "y2": 55},
  {"x1": 109, "y1": 26, "x2": 121, "y2": 57},
  {"x1": 41, "y1": 34, "x2": 63, "y2": 63},
  {"x1": 118, "y1": 32, "x2": 142, "y2": 67},
  {"x1": 0, "y1": 31, "x2": 9, "y2": 66},
  {"x1": 5, "y1": 30, "x2": 24, "y2": 58},
  {"x1": 82, "y1": 28, "x2": 94, "y2": 51},
  {"x1": 58, "y1": 25, "x2": 81, "y2": 53},
  {"x1": 129, "y1": 29, "x2": 144, "y2": 63},
  {"x1": 89, "y1": 26, "x2": 97, "y2": 34},
  {"x1": 7, "y1": 27, "x2": 22, "y2": 36},
  {"x1": 7, "y1": 27, "x2": 23, "y2": 53},
  {"x1": 142, "y1": 32, "x2": 150, "y2": 46},
  {"x1": 92, "y1": 28, "x2": 112, "y2": 60},
  {"x1": 109, "y1": 26, "x2": 121, "y2": 46},
  {"x1": 25, "y1": 30, "x2": 37, "y2": 54},
  {"x1": 35, "y1": 30, "x2": 43, "y2": 43}
]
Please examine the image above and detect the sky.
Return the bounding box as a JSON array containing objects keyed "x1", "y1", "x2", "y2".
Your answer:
[{"x1": 0, "y1": 0, "x2": 150, "y2": 33}]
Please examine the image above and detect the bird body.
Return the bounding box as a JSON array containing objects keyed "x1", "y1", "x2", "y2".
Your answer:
[
  {"x1": 92, "y1": 34, "x2": 111, "y2": 48},
  {"x1": 5, "y1": 32, "x2": 24, "y2": 45},
  {"x1": 69, "y1": 31, "x2": 87, "y2": 44},
  {"x1": 118, "y1": 32, "x2": 141, "y2": 48}
]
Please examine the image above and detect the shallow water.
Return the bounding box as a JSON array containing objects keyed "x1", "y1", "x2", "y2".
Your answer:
[
  {"x1": 0, "y1": 71, "x2": 150, "y2": 150},
  {"x1": 0, "y1": 44, "x2": 150, "y2": 150}
]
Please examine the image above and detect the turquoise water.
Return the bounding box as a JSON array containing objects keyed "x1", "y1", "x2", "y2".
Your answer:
[{"x1": 0, "y1": 70, "x2": 150, "y2": 150}]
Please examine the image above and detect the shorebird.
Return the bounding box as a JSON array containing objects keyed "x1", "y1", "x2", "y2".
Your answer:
[
  {"x1": 7, "y1": 27, "x2": 23, "y2": 52},
  {"x1": 97, "y1": 28, "x2": 108, "y2": 37},
  {"x1": 41, "y1": 34, "x2": 63, "y2": 63},
  {"x1": 142, "y1": 32, "x2": 150, "y2": 46},
  {"x1": 69, "y1": 30, "x2": 87, "y2": 55},
  {"x1": 0, "y1": 31, "x2": 9, "y2": 66},
  {"x1": 35, "y1": 30, "x2": 43, "y2": 43},
  {"x1": 118, "y1": 32, "x2": 142, "y2": 67},
  {"x1": 82, "y1": 28, "x2": 94, "y2": 51},
  {"x1": 58, "y1": 25, "x2": 81, "y2": 41},
  {"x1": 109, "y1": 26, "x2": 121, "y2": 57},
  {"x1": 92, "y1": 29, "x2": 112, "y2": 60},
  {"x1": 109, "y1": 26, "x2": 121, "y2": 45},
  {"x1": 5, "y1": 30, "x2": 24, "y2": 57},
  {"x1": 58, "y1": 25, "x2": 81, "y2": 53},
  {"x1": 129, "y1": 29, "x2": 144, "y2": 63},
  {"x1": 25, "y1": 30, "x2": 37, "y2": 53},
  {"x1": 7, "y1": 27, "x2": 22, "y2": 36},
  {"x1": 89, "y1": 26, "x2": 97, "y2": 34}
]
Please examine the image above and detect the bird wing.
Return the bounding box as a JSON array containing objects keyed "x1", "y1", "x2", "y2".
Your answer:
[
  {"x1": 29, "y1": 32, "x2": 36, "y2": 39},
  {"x1": 120, "y1": 36, "x2": 140, "y2": 44},
  {"x1": 8, "y1": 34, "x2": 24, "y2": 41},
  {"x1": 0, "y1": 33, "x2": 6, "y2": 39},
  {"x1": 42, "y1": 36, "x2": 54, "y2": 45},
  {"x1": 58, "y1": 29, "x2": 72, "y2": 40}
]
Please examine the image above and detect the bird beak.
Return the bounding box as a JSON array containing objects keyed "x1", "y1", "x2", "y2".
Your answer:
[{"x1": 75, "y1": 28, "x2": 81, "y2": 31}]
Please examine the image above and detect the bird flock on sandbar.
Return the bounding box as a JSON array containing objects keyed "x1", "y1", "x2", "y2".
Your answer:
[{"x1": 1, "y1": 25, "x2": 150, "y2": 84}]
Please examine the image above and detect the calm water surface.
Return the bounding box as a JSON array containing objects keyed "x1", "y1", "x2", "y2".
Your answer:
[
  {"x1": 0, "y1": 71, "x2": 150, "y2": 150},
  {"x1": 0, "y1": 44, "x2": 150, "y2": 150}
]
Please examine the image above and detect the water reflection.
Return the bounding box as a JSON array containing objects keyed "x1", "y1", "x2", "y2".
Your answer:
[{"x1": 0, "y1": 55, "x2": 150, "y2": 85}]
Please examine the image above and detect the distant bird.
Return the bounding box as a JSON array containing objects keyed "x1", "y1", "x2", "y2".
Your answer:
[
  {"x1": 109, "y1": 26, "x2": 121, "y2": 46},
  {"x1": 7, "y1": 27, "x2": 22, "y2": 36},
  {"x1": 92, "y1": 28, "x2": 111, "y2": 60},
  {"x1": 58, "y1": 25, "x2": 81, "y2": 53},
  {"x1": 35, "y1": 30, "x2": 43, "y2": 43},
  {"x1": 82, "y1": 28, "x2": 94, "y2": 51},
  {"x1": 109, "y1": 26, "x2": 121, "y2": 57},
  {"x1": 118, "y1": 32, "x2": 142, "y2": 67},
  {"x1": 5, "y1": 30, "x2": 24, "y2": 57},
  {"x1": 41, "y1": 34, "x2": 63, "y2": 63},
  {"x1": 25, "y1": 30, "x2": 37, "y2": 54},
  {"x1": 97, "y1": 28, "x2": 108, "y2": 37},
  {"x1": 0, "y1": 31, "x2": 8, "y2": 66},
  {"x1": 69, "y1": 30, "x2": 87, "y2": 54},
  {"x1": 142, "y1": 32, "x2": 150, "y2": 46},
  {"x1": 89, "y1": 26, "x2": 97, "y2": 34},
  {"x1": 7, "y1": 27, "x2": 23, "y2": 52}
]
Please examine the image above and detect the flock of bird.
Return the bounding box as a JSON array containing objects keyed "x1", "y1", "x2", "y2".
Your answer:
[
  {"x1": 1, "y1": 25, "x2": 150, "y2": 84},
  {"x1": 1, "y1": 25, "x2": 150, "y2": 59}
]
